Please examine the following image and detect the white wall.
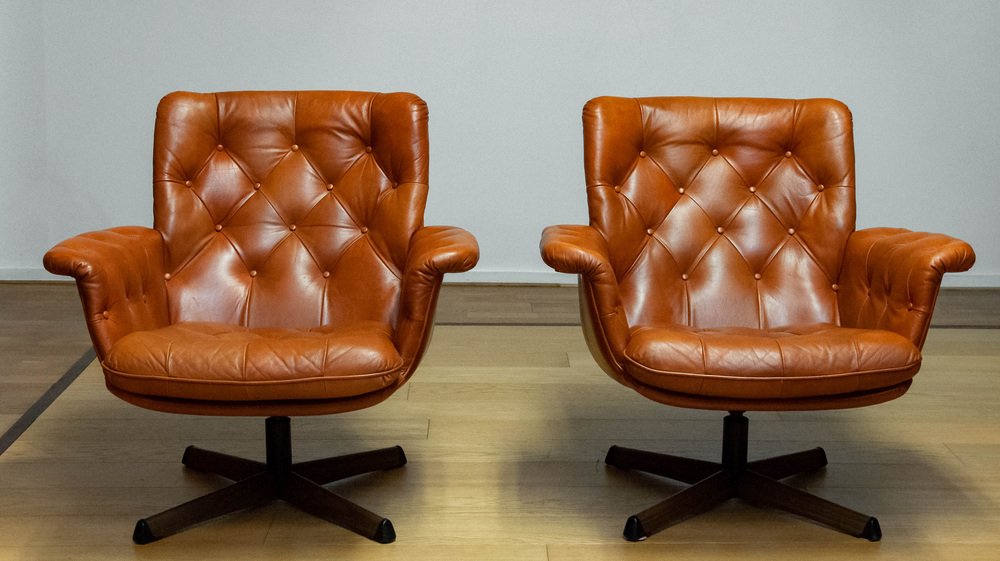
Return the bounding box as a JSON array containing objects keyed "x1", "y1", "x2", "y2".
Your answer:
[
  {"x1": 0, "y1": 0, "x2": 46, "y2": 278},
  {"x1": 3, "y1": 0, "x2": 998, "y2": 286}
]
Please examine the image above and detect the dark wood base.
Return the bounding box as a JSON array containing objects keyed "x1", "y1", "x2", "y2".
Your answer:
[
  {"x1": 606, "y1": 412, "x2": 881, "y2": 542},
  {"x1": 132, "y1": 416, "x2": 406, "y2": 544}
]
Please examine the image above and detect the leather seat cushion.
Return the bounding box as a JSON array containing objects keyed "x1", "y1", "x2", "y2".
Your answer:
[
  {"x1": 623, "y1": 324, "x2": 921, "y2": 400},
  {"x1": 103, "y1": 321, "x2": 404, "y2": 402}
]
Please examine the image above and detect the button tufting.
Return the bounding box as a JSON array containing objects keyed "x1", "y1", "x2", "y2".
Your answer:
[
  {"x1": 164, "y1": 273, "x2": 171, "y2": 281},
  {"x1": 784, "y1": 151, "x2": 792, "y2": 158},
  {"x1": 646, "y1": 228, "x2": 653, "y2": 236},
  {"x1": 711, "y1": 148, "x2": 719, "y2": 156},
  {"x1": 323, "y1": 271, "x2": 331, "y2": 278},
  {"x1": 253, "y1": 183, "x2": 261, "y2": 190},
  {"x1": 290, "y1": 225, "x2": 297, "y2": 231},
  {"x1": 678, "y1": 187, "x2": 685, "y2": 194},
  {"x1": 216, "y1": 144, "x2": 224, "y2": 151},
  {"x1": 215, "y1": 224, "x2": 223, "y2": 232},
  {"x1": 249, "y1": 270, "x2": 257, "y2": 277},
  {"x1": 788, "y1": 228, "x2": 795, "y2": 235},
  {"x1": 754, "y1": 273, "x2": 762, "y2": 280},
  {"x1": 361, "y1": 226, "x2": 369, "y2": 234},
  {"x1": 832, "y1": 284, "x2": 839, "y2": 291},
  {"x1": 639, "y1": 150, "x2": 647, "y2": 158},
  {"x1": 717, "y1": 226, "x2": 725, "y2": 234},
  {"x1": 749, "y1": 186, "x2": 756, "y2": 193},
  {"x1": 681, "y1": 274, "x2": 689, "y2": 281},
  {"x1": 392, "y1": 182, "x2": 399, "y2": 189},
  {"x1": 291, "y1": 144, "x2": 299, "y2": 151},
  {"x1": 613, "y1": 185, "x2": 621, "y2": 193},
  {"x1": 365, "y1": 146, "x2": 373, "y2": 153},
  {"x1": 327, "y1": 183, "x2": 334, "y2": 191},
  {"x1": 184, "y1": 180, "x2": 192, "y2": 187},
  {"x1": 102, "y1": 311, "x2": 109, "y2": 319},
  {"x1": 817, "y1": 184, "x2": 825, "y2": 192}
]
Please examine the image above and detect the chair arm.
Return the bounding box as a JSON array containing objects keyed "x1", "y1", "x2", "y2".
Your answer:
[
  {"x1": 43, "y1": 226, "x2": 170, "y2": 359},
  {"x1": 838, "y1": 227, "x2": 975, "y2": 348},
  {"x1": 395, "y1": 226, "x2": 479, "y2": 364},
  {"x1": 540, "y1": 225, "x2": 630, "y2": 377}
]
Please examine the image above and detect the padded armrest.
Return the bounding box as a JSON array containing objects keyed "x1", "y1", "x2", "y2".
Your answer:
[
  {"x1": 838, "y1": 227, "x2": 976, "y2": 348},
  {"x1": 540, "y1": 225, "x2": 630, "y2": 376},
  {"x1": 395, "y1": 226, "x2": 479, "y2": 364},
  {"x1": 43, "y1": 226, "x2": 170, "y2": 359}
]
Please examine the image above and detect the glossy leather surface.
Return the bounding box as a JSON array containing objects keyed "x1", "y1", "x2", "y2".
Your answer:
[
  {"x1": 45, "y1": 91, "x2": 478, "y2": 415},
  {"x1": 541, "y1": 96, "x2": 975, "y2": 410}
]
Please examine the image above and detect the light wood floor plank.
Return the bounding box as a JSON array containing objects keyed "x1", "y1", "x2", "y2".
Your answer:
[{"x1": 1, "y1": 323, "x2": 999, "y2": 559}]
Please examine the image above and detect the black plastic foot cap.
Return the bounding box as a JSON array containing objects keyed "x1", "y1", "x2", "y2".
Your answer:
[
  {"x1": 861, "y1": 517, "x2": 882, "y2": 542},
  {"x1": 623, "y1": 515, "x2": 648, "y2": 542},
  {"x1": 373, "y1": 518, "x2": 396, "y2": 544},
  {"x1": 605, "y1": 445, "x2": 623, "y2": 467},
  {"x1": 132, "y1": 519, "x2": 159, "y2": 545},
  {"x1": 394, "y1": 446, "x2": 408, "y2": 467}
]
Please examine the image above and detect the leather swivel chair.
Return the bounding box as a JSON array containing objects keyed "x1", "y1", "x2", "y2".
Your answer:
[
  {"x1": 44, "y1": 91, "x2": 478, "y2": 544},
  {"x1": 540, "y1": 97, "x2": 975, "y2": 541}
]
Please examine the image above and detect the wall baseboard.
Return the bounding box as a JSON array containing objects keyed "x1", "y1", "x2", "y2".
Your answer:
[{"x1": 4, "y1": 267, "x2": 997, "y2": 287}]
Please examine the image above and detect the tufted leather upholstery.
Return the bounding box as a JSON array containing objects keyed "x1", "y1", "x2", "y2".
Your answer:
[
  {"x1": 541, "y1": 96, "x2": 975, "y2": 411},
  {"x1": 45, "y1": 91, "x2": 478, "y2": 416}
]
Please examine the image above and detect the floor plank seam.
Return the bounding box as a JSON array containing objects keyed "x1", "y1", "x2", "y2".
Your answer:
[{"x1": 0, "y1": 347, "x2": 96, "y2": 456}]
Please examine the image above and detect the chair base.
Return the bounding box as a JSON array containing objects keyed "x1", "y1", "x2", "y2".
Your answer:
[
  {"x1": 605, "y1": 412, "x2": 881, "y2": 542},
  {"x1": 132, "y1": 416, "x2": 406, "y2": 545}
]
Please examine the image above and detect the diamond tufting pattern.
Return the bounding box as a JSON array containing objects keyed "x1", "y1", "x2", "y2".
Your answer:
[
  {"x1": 586, "y1": 97, "x2": 854, "y2": 331},
  {"x1": 155, "y1": 91, "x2": 427, "y2": 330}
]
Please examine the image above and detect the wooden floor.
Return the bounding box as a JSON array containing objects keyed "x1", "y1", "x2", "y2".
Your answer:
[{"x1": 0, "y1": 283, "x2": 999, "y2": 559}]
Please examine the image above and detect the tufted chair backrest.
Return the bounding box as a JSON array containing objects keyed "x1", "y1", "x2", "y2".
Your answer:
[
  {"x1": 154, "y1": 91, "x2": 427, "y2": 329},
  {"x1": 584, "y1": 97, "x2": 855, "y2": 330}
]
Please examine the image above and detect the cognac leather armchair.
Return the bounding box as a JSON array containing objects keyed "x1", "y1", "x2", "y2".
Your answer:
[
  {"x1": 44, "y1": 91, "x2": 478, "y2": 544},
  {"x1": 541, "y1": 96, "x2": 975, "y2": 541}
]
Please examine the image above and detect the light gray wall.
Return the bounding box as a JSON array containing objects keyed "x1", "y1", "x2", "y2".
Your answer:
[
  {"x1": 0, "y1": 0, "x2": 47, "y2": 277},
  {"x1": 3, "y1": 0, "x2": 997, "y2": 286}
]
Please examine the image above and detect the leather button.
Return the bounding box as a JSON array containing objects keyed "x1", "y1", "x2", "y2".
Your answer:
[
  {"x1": 681, "y1": 274, "x2": 689, "y2": 281},
  {"x1": 102, "y1": 311, "x2": 109, "y2": 319},
  {"x1": 711, "y1": 149, "x2": 719, "y2": 156},
  {"x1": 249, "y1": 270, "x2": 257, "y2": 277},
  {"x1": 748, "y1": 186, "x2": 756, "y2": 193},
  {"x1": 817, "y1": 184, "x2": 825, "y2": 192},
  {"x1": 291, "y1": 144, "x2": 299, "y2": 151},
  {"x1": 323, "y1": 271, "x2": 331, "y2": 278},
  {"x1": 216, "y1": 144, "x2": 224, "y2": 151},
  {"x1": 678, "y1": 187, "x2": 685, "y2": 194},
  {"x1": 788, "y1": 228, "x2": 795, "y2": 235},
  {"x1": 215, "y1": 224, "x2": 223, "y2": 232},
  {"x1": 290, "y1": 225, "x2": 297, "y2": 231},
  {"x1": 717, "y1": 226, "x2": 724, "y2": 234},
  {"x1": 784, "y1": 151, "x2": 792, "y2": 158},
  {"x1": 164, "y1": 273, "x2": 171, "y2": 281},
  {"x1": 366, "y1": 146, "x2": 373, "y2": 153},
  {"x1": 646, "y1": 228, "x2": 653, "y2": 236},
  {"x1": 754, "y1": 273, "x2": 762, "y2": 280},
  {"x1": 832, "y1": 284, "x2": 839, "y2": 291},
  {"x1": 253, "y1": 183, "x2": 261, "y2": 190},
  {"x1": 392, "y1": 182, "x2": 399, "y2": 189},
  {"x1": 327, "y1": 183, "x2": 334, "y2": 191},
  {"x1": 184, "y1": 180, "x2": 192, "y2": 187},
  {"x1": 361, "y1": 226, "x2": 369, "y2": 234},
  {"x1": 639, "y1": 151, "x2": 647, "y2": 158},
  {"x1": 613, "y1": 185, "x2": 621, "y2": 193}
]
